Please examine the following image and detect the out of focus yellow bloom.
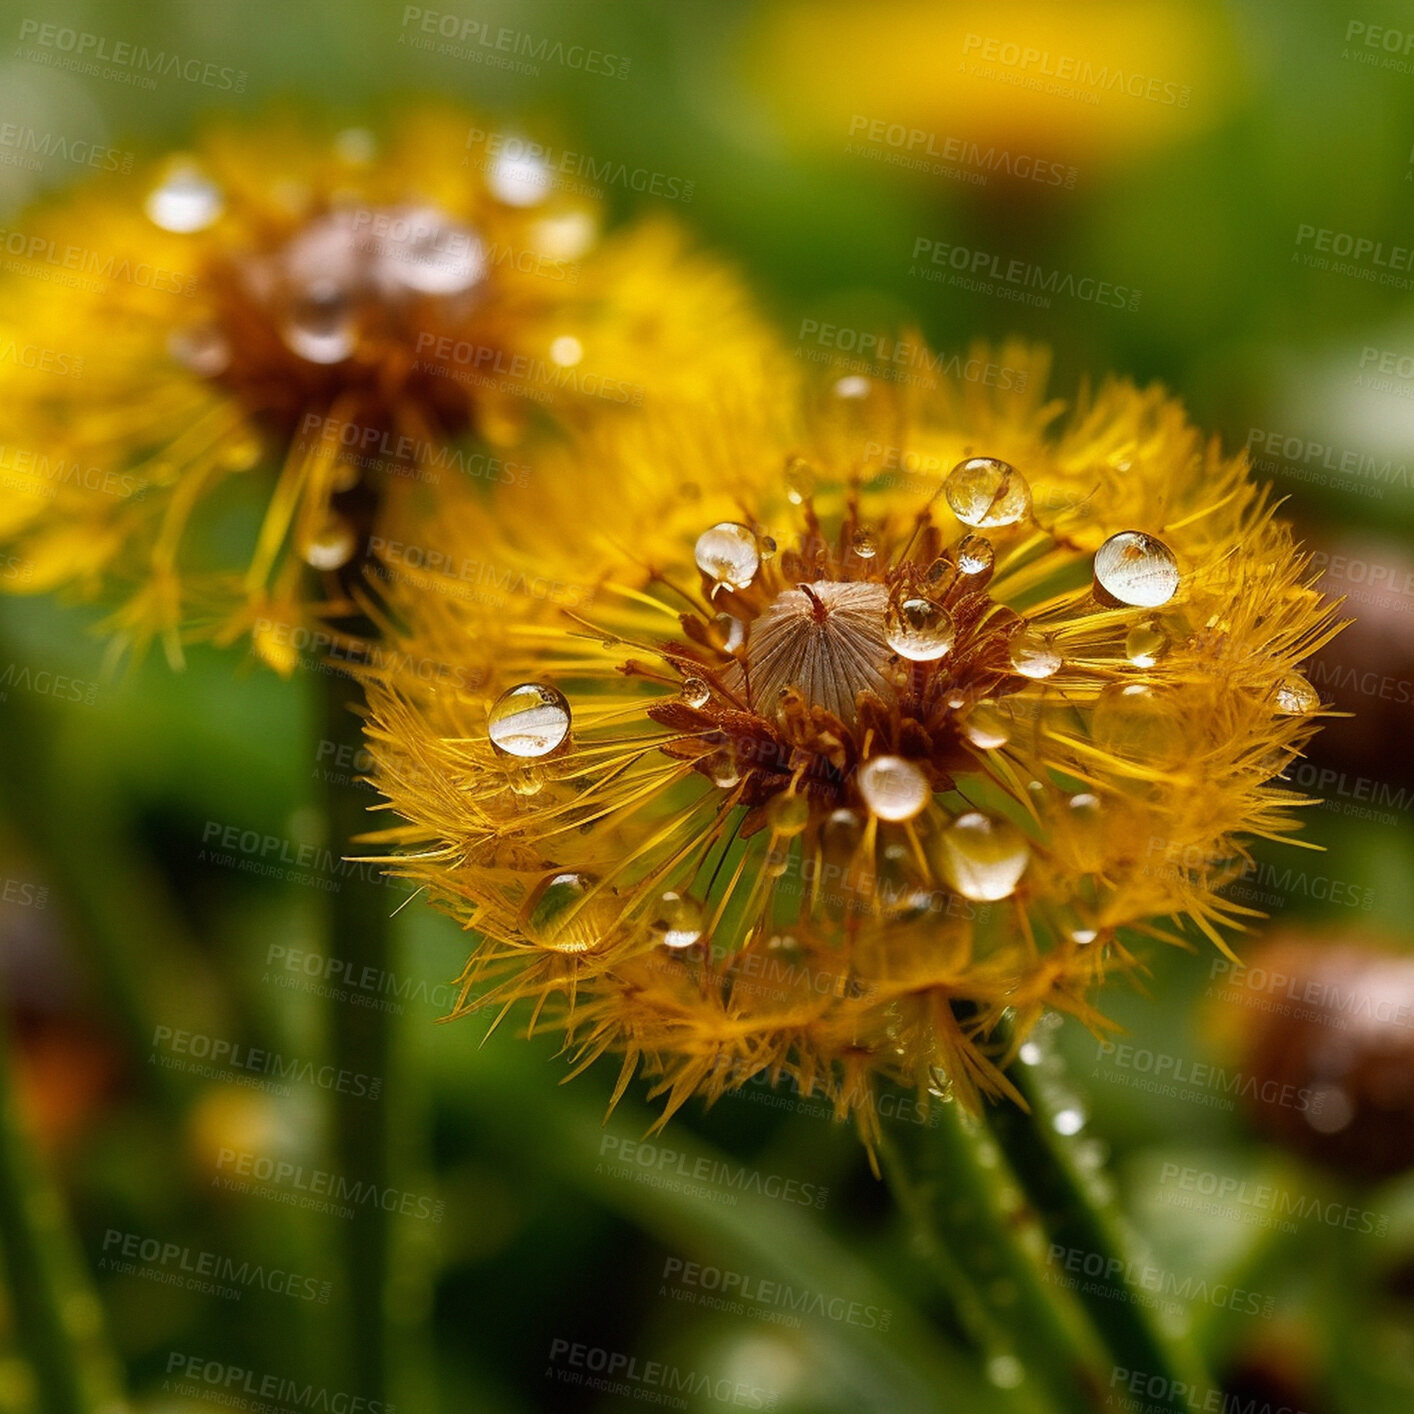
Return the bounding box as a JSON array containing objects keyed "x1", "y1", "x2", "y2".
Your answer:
[
  {"x1": 0, "y1": 107, "x2": 775, "y2": 670},
  {"x1": 362, "y1": 345, "x2": 1339, "y2": 1145},
  {"x1": 746, "y1": 1, "x2": 1235, "y2": 180}
]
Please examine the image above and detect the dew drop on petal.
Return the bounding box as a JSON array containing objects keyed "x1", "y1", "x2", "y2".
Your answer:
[
  {"x1": 487, "y1": 683, "x2": 571, "y2": 758},
  {"x1": 1276, "y1": 674, "x2": 1320, "y2": 715},
  {"x1": 695, "y1": 522, "x2": 760, "y2": 591},
  {"x1": 1009, "y1": 628, "x2": 1062, "y2": 679},
  {"x1": 1053, "y1": 1107, "x2": 1086, "y2": 1136},
  {"x1": 282, "y1": 281, "x2": 357, "y2": 364},
  {"x1": 549, "y1": 334, "x2": 583, "y2": 367},
  {"x1": 955, "y1": 534, "x2": 995, "y2": 576},
  {"x1": 169, "y1": 325, "x2": 230, "y2": 378},
  {"x1": 759, "y1": 535, "x2": 778, "y2": 560},
  {"x1": 1091, "y1": 683, "x2": 1177, "y2": 762},
  {"x1": 530, "y1": 209, "x2": 597, "y2": 260},
  {"x1": 1070, "y1": 928, "x2": 1098, "y2": 945},
  {"x1": 944, "y1": 457, "x2": 1031, "y2": 528},
  {"x1": 524, "y1": 872, "x2": 600, "y2": 952},
  {"x1": 650, "y1": 891, "x2": 703, "y2": 949},
  {"x1": 1093, "y1": 531, "x2": 1180, "y2": 608},
  {"x1": 302, "y1": 515, "x2": 357, "y2": 570},
  {"x1": 704, "y1": 751, "x2": 741, "y2": 789},
  {"x1": 767, "y1": 792, "x2": 811, "y2": 836},
  {"x1": 962, "y1": 700, "x2": 1013, "y2": 750},
  {"x1": 146, "y1": 163, "x2": 223, "y2": 232},
  {"x1": 378, "y1": 208, "x2": 485, "y2": 295},
  {"x1": 488, "y1": 149, "x2": 551, "y2": 206},
  {"x1": 939, "y1": 812, "x2": 1030, "y2": 901},
  {"x1": 680, "y1": 676, "x2": 711, "y2": 709},
  {"x1": 851, "y1": 527, "x2": 878, "y2": 559},
  {"x1": 784, "y1": 459, "x2": 816, "y2": 505},
  {"x1": 1018, "y1": 1042, "x2": 1044, "y2": 1066},
  {"x1": 821, "y1": 807, "x2": 864, "y2": 862},
  {"x1": 885, "y1": 596, "x2": 956, "y2": 662},
  {"x1": 505, "y1": 764, "x2": 544, "y2": 797},
  {"x1": 832, "y1": 375, "x2": 871, "y2": 399},
  {"x1": 714, "y1": 613, "x2": 746, "y2": 654},
  {"x1": 1124, "y1": 620, "x2": 1168, "y2": 667},
  {"x1": 858, "y1": 756, "x2": 931, "y2": 822}
]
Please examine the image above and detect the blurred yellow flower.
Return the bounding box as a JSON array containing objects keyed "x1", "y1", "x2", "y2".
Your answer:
[
  {"x1": 361, "y1": 344, "x2": 1339, "y2": 1145},
  {"x1": 0, "y1": 106, "x2": 776, "y2": 670}
]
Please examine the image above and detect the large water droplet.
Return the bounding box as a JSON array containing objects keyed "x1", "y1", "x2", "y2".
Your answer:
[
  {"x1": 713, "y1": 613, "x2": 746, "y2": 654},
  {"x1": 549, "y1": 334, "x2": 582, "y2": 367},
  {"x1": 833, "y1": 375, "x2": 871, "y2": 399},
  {"x1": 488, "y1": 149, "x2": 551, "y2": 206},
  {"x1": 282, "y1": 281, "x2": 357, "y2": 364},
  {"x1": 524, "y1": 872, "x2": 602, "y2": 952},
  {"x1": 857, "y1": 756, "x2": 931, "y2": 821},
  {"x1": 1275, "y1": 674, "x2": 1319, "y2": 715},
  {"x1": 1091, "y1": 683, "x2": 1178, "y2": 763},
  {"x1": 146, "y1": 163, "x2": 223, "y2": 232},
  {"x1": 955, "y1": 534, "x2": 995, "y2": 576},
  {"x1": 851, "y1": 527, "x2": 878, "y2": 559},
  {"x1": 962, "y1": 700, "x2": 1013, "y2": 750},
  {"x1": 1009, "y1": 628, "x2": 1061, "y2": 679},
  {"x1": 650, "y1": 891, "x2": 704, "y2": 949},
  {"x1": 939, "y1": 813, "x2": 1030, "y2": 901},
  {"x1": 695, "y1": 523, "x2": 760, "y2": 592},
  {"x1": 302, "y1": 515, "x2": 357, "y2": 570},
  {"x1": 1124, "y1": 620, "x2": 1168, "y2": 667},
  {"x1": 377, "y1": 206, "x2": 485, "y2": 295},
  {"x1": 886, "y1": 596, "x2": 956, "y2": 662},
  {"x1": 1053, "y1": 1107, "x2": 1086, "y2": 1136},
  {"x1": 703, "y1": 751, "x2": 741, "y2": 789},
  {"x1": 767, "y1": 792, "x2": 810, "y2": 836},
  {"x1": 944, "y1": 457, "x2": 1031, "y2": 528},
  {"x1": 488, "y1": 683, "x2": 571, "y2": 758},
  {"x1": 680, "y1": 676, "x2": 711, "y2": 709},
  {"x1": 1093, "y1": 531, "x2": 1180, "y2": 608}
]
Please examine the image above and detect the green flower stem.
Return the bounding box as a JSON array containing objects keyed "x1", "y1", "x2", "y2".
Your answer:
[
  {"x1": 984, "y1": 1045, "x2": 1213, "y2": 1414},
  {"x1": 321, "y1": 667, "x2": 393, "y2": 1412},
  {"x1": 0, "y1": 1008, "x2": 126, "y2": 1414},
  {"x1": 875, "y1": 1101, "x2": 1112, "y2": 1414}
]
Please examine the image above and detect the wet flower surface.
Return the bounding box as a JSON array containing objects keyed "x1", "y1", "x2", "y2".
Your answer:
[{"x1": 363, "y1": 344, "x2": 1339, "y2": 1141}]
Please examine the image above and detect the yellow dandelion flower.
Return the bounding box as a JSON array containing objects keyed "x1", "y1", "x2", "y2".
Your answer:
[
  {"x1": 361, "y1": 344, "x2": 1340, "y2": 1146},
  {"x1": 0, "y1": 105, "x2": 777, "y2": 670}
]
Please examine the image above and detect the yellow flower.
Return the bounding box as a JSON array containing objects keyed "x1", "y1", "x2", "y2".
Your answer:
[
  {"x1": 0, "y1": 106, "x2": 776, "y2": 670},
  {"x1": 361, "y1": 344, "x2": 1340, "y2": 1145}
]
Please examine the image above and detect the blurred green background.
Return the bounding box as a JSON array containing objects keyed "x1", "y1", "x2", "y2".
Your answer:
[{"x1": 2, "y1": 1, "x2": 1414, "y2": 1411}]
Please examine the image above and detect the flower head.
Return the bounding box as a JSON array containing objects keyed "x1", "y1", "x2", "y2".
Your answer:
[
  {"x1": 0, "y1": 106, "x2": 776, "y2": 670},
  {"x1": 362, "y1": 344, "x2": 1340, "y2": 1144}
]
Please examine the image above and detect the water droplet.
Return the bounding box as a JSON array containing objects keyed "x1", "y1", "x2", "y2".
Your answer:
[
  {"x1": 302, "y1": 515, "x2": 356, "y2": 570},
  {"x1": 282, "y1": 281, "x2": 357, "y2": 364},
  {"x1": 1018, "y1": 1042, "x2": 1044, "y2": 1066},
  {"x1": 650, "y1": 891, "x2": 703, "y2": 949},
  {"x1": 944, "y1": 457, "x2": 1031, "y2": 528},
  {"x1": 767, "y1": 792, "x2": 810, "y2": 836},
  {"x1": 680, "y1": 677, "x2": 711, "y2": 709},
  {"x1": 1053, "y1": 1107, "x2": 1086, "y2": 1136},
  {"x1": 146, "y1": 163, "x2": 223, "y2": 232},
  {"x1": 530, "y1": 209, "x2": 597, "y2": 260},
  {"x1": 955, "y1": 534, "x2": 995, "y2": 575},
  {"x1": 1009, "y1": 628, "x2": 1062, "y2": 679},
  {"x1": 523, "y1": 872, "x2": 602, "y2": 952},
  {"x1": 488, "y1": 683, "x2": 571, "y2": 758},
  {"x1": 821, "y1": 807, "x2": 864, "y2": 861},
  {"x1": 1091, "y1": 683, "x2": 1178, "y2": 762},
  {"x1": 758, "y1": 535, "x2": 778, "y2": 560},
  {"x1": 695, "y1": 523, "x2": 760, "y2": 592},
  {"x1": 1125, "y1": 620, "x2": 1168, "y2": 668},
  {"x1": 218, "y1": 432, "x2": 264, "y2": 472},
  {"x1": 505, "y1": 764, "x2": 544, "y2": 797},
  {"x1": 784, "y1": 459, "x2": 816, "y2": 504},
  {"x1": 986, "y1": 1354, "x2": 1024, "y2": 1390},
  {"x1": 938, "y1": 813, "x2": 1030, "y2": 901},
  {"x1": 703, "y1": 751, "x2": 741, "y2": 789},
  {"x1": 377, "y1": 206, "x2": 485, "y2": 295},
  {"x1": 832, "y1": 375, "x2": 871, "y2": 399},
  {"x1": 168, "y1": 325, "x2": 229, "y2": 377},
  {"x1": 851, "y1": 527, "x2": 878, "y2": 559},
  {"x1": 714, "y1": 613, "x2": 746, "y2": 654},
  {"x1": 857, "y1": 756, "x2": 931, "y2": 822},
  {"x1": 1093, "y1": 531, "x2": 1180, "y2": 608},
  {"x1": 549, "y1": 334, "x2": 582, "y2": 367},
  {"x1": 1306, "y1": 1083, "x2": 1354, "y2": 1135},
  {"x1": 1070, "y1": 928, "x2": 1098, "y2": 945},
  {"x1": 885, "y1": 596, "x2": 956, "y2": 662},
  {"x1": 488, "y1": 148, "x2": 551, "y2": 206},
  {"x1": 961, "y1": 700, "x2": 1013, "y2": 750},
  {"x1": 1275, "y1": 674, "x2": 1319, "y2": 715},
  {"x1": 924, "y1": 556, "x2": 957, "y2": 591}
]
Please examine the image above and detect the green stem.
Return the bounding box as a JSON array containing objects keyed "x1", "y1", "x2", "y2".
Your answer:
[
  {"x1": 984, "y1": 1038, "x2": 1212, "y2": 1414},
  {"x1": 876, "y1": 1099, "x2": 1112, "y2": 1414},
  {"x1": 0, "y1": 1010, "x2": 126, "y2": 1414},
  {"x1": 322, "y1": 667, "x2": 392, "y2": 1411}
]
